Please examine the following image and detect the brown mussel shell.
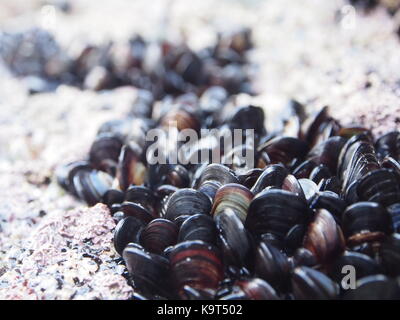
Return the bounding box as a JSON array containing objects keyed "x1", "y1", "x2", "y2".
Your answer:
[{"x1": 140, "y1": 218, "x2": 178, "y2": 254}]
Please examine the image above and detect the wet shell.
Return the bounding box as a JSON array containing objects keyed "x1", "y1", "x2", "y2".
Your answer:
[
  {"x1": 212, "y1": 183, "x2": 253, "y2": 223},
  {"x1": 117, "y1": 142, "x2": 146, "y2": 190},
  {"x1": 114, "y1": 217, "x2": 146, "y2": 255},
  {"x1": 178, "y1": 214, "x2": 217, "y2": 244},
  {"x1": 140, "y1": 218, "x2": 178, "y2": 254}
]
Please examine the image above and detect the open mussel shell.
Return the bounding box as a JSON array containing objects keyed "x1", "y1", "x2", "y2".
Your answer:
[
  {"x1": 227, "y1": 105, "x2": 266, "y2": 136},
  {"x1": 379, "y1": 233, "x2": 400, "y2": 277},
  {"x1": 356, "y1": 168, "x2": 400, "y2": 207},
  {"x1": 212, "y1": 183, "x2": 253, "y2": 223},
  {"x1": 215, "y1": 208, "x2": 252, "y2": 270},
  {"x1": 343, "y1": 275, "x2": 400, "y2": 300},
  {"x1": 72, "y1": 168, "x2": 113, "y2": 206},
  {"x1": 342, "y1": 202, "x2": 394, "y2": 247},
  {"x1": 329, "y1": 251, "x2": 382, "y2": 284},
  {"x1": 140, "y1": 218, "x2": 178, "y2": 254},
  {"x1": 117, "y1": 142, "x2": 146, "y2": 191},
  {"x1": 255, "y1": 242, "x2": 291, "y2": 293},
  {"x1": 291, "y1": 266, "x2": 339, "y2": 300},
  {"x1": 124, "y1": 185, "x2": 157, "y2": 217},
  {"x1": 123, "y1": 243, "x2": 172, "y2": 298},
  {"x1": 89, "y1": 134, "x2": 123, "y2": 175},
  {"x1": 309, "y1": 191, "x2": 346, "y2": 225},
  {"x1": 257, "y1": 136, "x2": 309, "y2": 167},
  {"x1": 303, "y1": 209, "x2": 345, "y2": 266},
  {"x1": 178, "y1": 214, "x2": 217, "y2": 244},
  {"x1": 168, "y1": 240, "x2": 224, "y2": 298},
  {"x1": 56, "y1": 160, "x2": 92, "y2": 196},
  {"x1": 114, "y1": 217, "x2": 146, "y2": 255},
  {"x1": 293, "y1": 160, "x2": 317, "y2": 180},
  {"x1": 375, "y1": 131, "x2": 400, "y2": 160},
  {"x1": 219, "y1": 278, "x2": 280, "y2": 300},
  {"x1": 250, "y1": 164, "x2": 288, "y2": 195},
  {"x1": 307, "y1": 136, "x2": 346, "y2": 174},
  {"x1": 246, "y1": 189, "x2": 310, "y2": 250}
]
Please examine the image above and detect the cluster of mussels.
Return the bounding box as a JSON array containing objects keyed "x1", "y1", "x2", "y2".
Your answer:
[
  {"x1": 349, "y1": 0, "x2": 400, "y2": 14},
  {"x1": 57, "y1": 29, "x2": 400, "y2": 300}
]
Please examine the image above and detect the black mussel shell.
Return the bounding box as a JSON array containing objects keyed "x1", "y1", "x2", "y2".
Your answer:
[
  {"x1": 125, "y1": 185, "x2": 157, "y2": 217},
  {"x1": 165, "y1": 188, "x2": 212, "y2": 221},
  {"x1": 379, "y1": 233, "x2": 400, "y2": 277},
  {"x1": 257, "y1": 136, "x2": 309, "y2": 167},
  {"x1": 375, "y1": 131, "x2": 400, "y2": 160},
  {"x1": 250, "y1": 164, "x2": 288, "y2": 195},
  {"x1": 356, "y1": 168, "x2": 400, "y2": 207},
  {"x1": 292, "y1": 266, "x2": 339, "y2": 300},
  {"x1": 178, "y1": 214, "x2": 217, "y2": 244},
  {"x1": 114, "y1": 217, "x2": 146, "y2": 255},
  {"x1": 329, "y1": 251, "x2": 381, "y2": 283},
  {"x1": 309, "y1": 164, "x2": 332, "y2": 184},
  {"x1": 117, "y1": 142, "x2": 146, "y2": 191},
  {"x1": 89, "y1": 134, "x2": 123, "y2": 175},
  {"x1": 388, "y1": 203, "x2": 400, "y2": 232},
  {"x1": 309, "y1": 191, "x2": 346, "y2": 225},
  {"x1": 120, "y1": 201, "x2": 154, "y2": 224},
  {"x1": 123, "y1": 243, "x2": 172, "y2": 298},
  {"x1": 72, "y1": 168, "x2": 113, "y2": 206},
  {"x1": 303, "y1": 209, "x2": 345, "y2": 266},
  {"x1": 293, "y1": 160, "x2": 317, "y2": 180},
  {"x1": 343, "y1": 275, "x2": 400, "y2": 300},
  {"x1": 215, "y1": 208, "x2": 252, "y2": 269},
  {"x1": 318, "y1": 176, "x2": 341, "y2": 194},
  {"x1": 307, "y1": 136, "x2": 346, "y2": 174},
  {"x1": 238, "y1": 168, "x2": 264, "y2": 189},
  {"x1": 291, "y1": 248, "x2": 318, "y2": 268},
  {"x1": 212, "y1": 183, "x2": 253, "y2": 223},
  {"x1": 140, "y1": 218, "x2": 178, "y2": 254},
  {"x1": 255, "y1": 242, "x2": 291, "y2": 293},
  {"x1": 227, "y1": 105, "x2": 266, "y2": 137},
  {"x1": 168, "y1": 240, "x2": 224, "y2": 298},
  {"x1": 246, "y1": 189, "x2": 310, "y2": 249},
  {"x1": 102, "y1": 189, "x2": 124, "y2": 208},
  {"x1": 219, "y1": 278, "x2": 280, "y2": 300},
  {"x1": 56, "y1": 160, "x2": 92, "y2": 196},
  {"x1": 342, "y1": 202, "x2": 394, "y2": 246}
]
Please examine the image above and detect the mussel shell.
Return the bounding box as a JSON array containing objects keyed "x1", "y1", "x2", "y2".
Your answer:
[
  {"x1": 375, "y1": 131, "x2": 400, "y2": 160},
  {"x1": 120, "y1": 201, "x2": 154, "y2": 224},
  {"x1": 309, "y1": 191, "x2": 346, "y2": 225},
  {"x1": 329, "y1": 251, "x2": 382, "y2": 283},
  {"x1": 293, "y1": 160, "x2": 317, "y2": 180},
  {"x1": 309, "y1": 164, "x2": 332, "y2": 184},
  {"x1": 114, "y1": 217, "x2": 145, "y2": 255},
  {"x1": 343, "y1": 275, "x2": 400, "y2": 300},
  {"x1": 303, "y1": 209, "x2": 345, "y2": 266},
  {"x1": 292, "y1": 266, "x2": 339, "y2": 300},
  {"x1": 255, "y1": 241, "x2": 291, "y2": 293},
  {"x1": 220, "y1": 278, "x2": 280, "y2": 300},
  {"x1": 123, "y1": 243, "x2": 172, "y2": 298},
  {"x1": 212, "y1": 183, "x2": 253, "y2": 223},
  {"x1": 125, "y1": 185, "x2": 157, "y2": 216},
  {"x1": 250, "y1": 164, "x2": 288, "y2": 195},
  {"x1": 291, "y1": 248, "x2": 318, "y2": 268},
  {"x1": 318, "y1": 176, "x2": 341, "y2": 194},
  {"x1": 307, "y1": 136, "x2": 346, "y2": 174},
  {"x1": 227, "y1": 105, "x2": 265, "y2": 136},
  {"x1": 72, "y1": 169, "x2": 113, "y2": 206},
  {"x1": 246, "y1": 189, "x2": 309, "y2": 247},
  {"x1": 215, "y1": 208, "x2": 252, "y2": 269},
  {"x1": 342, "y1": 202, "x2": 393, "y2": 246},
  {"x1": 117, "y1": 142, "x2": 146, "y2": 190},
  {"x1": 388, "y1": 203, "x2": 400, "y2": 232},
  {"x1": 356, "y1": 168, "x2": 400, "y2": 207},
  {"x1": 238, "y1": 168, "x2": 264, "y2": 189},
  {"x1": 102, "y1": 189, "x2": 124, "y2": 208},
  {"x1": 379, "y1": 233, "x2": 400, "y2": 277},
  {"x1": 257, "y1": 136, "x2": 309, "y2": 167},
  {"x1": 165, "y1": 188, "x2": 212, "y2": 221},
  {"x1": 193, "y1": 163, "x2": 238, "y2": 190},
  {"x1": 89, "y1": 134, "x2": 123, "y2": 174},
  {"x1": 140, "y1": 218, "x2": 178, "y2": 254},
  {"x1": 168, "y1": 240, "x2": 224, "y2": 298},
  {"x1": 56, "y1": 160, "x2": 92, "y2": 196},
  {"x1": 178, "y1": 214, "x2": 217, "y2": 244}
]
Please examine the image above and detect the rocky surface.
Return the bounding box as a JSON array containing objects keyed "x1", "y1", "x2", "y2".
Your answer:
[{"x1": 0, "y1": 0, "x2": 399, "y2": 299}]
